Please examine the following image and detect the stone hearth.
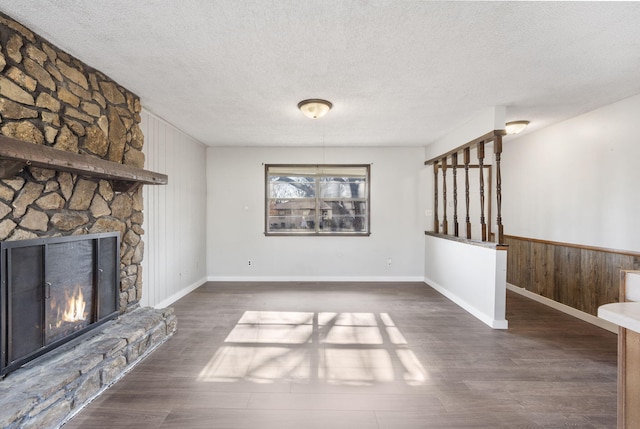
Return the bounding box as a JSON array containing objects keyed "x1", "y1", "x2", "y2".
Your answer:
[{"x1": 0, "y1": 307, "x2": 177, "y2": 429}]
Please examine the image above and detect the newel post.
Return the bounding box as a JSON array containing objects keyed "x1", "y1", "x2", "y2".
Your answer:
[
  {"x1": 494, "y1": 135, "x2": 504, "y2": 244},
  {"x1": 433, "y1": 161, "x2": 439, "y2": 233}
]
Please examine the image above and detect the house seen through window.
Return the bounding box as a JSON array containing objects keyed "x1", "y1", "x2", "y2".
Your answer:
[{"x1": 265, "y1": 164, "x2": 370, "y2": 236}]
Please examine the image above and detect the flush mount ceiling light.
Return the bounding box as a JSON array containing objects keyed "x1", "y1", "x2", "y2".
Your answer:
[
  {"x1": 298, "y1": 99, "x2": 333, "y2": 119},
  {"x1": 505, "y1": 120, "x2": 530, "y2": 135}
]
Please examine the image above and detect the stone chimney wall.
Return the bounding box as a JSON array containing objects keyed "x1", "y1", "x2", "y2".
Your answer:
[{"x1": 0, "y1": 13, "x2": 145, "y2": 312}]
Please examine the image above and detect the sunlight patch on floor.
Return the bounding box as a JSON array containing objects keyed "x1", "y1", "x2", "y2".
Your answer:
[{"x1": 198, "y1": 311, "x2": 428, "y2": 385}]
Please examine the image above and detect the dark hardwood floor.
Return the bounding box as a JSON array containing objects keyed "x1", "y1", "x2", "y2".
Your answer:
[{"x1": 64, "y1": 282, "x2": 617, "y2": 428}]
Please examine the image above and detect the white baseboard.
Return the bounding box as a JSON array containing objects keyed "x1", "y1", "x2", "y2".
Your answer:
[
  {"x1": 506, "y1": 283, "x2": 618, "y2": 334},
  {"x1": 206, "y1": 276, "x2": 426, "y2": 282},
  {"x1": 425, "y1": 276, "x2": 508, "y2": 330},
  {"x1": 153, "y1": 277, "x2": 207, "y2": 309}
]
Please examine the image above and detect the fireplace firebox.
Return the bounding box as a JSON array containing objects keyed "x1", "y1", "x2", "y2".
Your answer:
[{"x1": 1, "y1": 232, "x2": 120, "y2": 377}]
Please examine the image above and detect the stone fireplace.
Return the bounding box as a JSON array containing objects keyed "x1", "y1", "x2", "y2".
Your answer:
[
  {"x1": 0, "y1": 12, "x2": 176, "y2": 429},
  {"x1": 0, "y1": 232, "x2": 120, "y2": 377}
]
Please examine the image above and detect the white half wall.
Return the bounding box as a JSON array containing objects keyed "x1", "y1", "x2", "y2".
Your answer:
[
  {"x1": 424, "y1": 234, "x2": 508, "y2": 329},
  {"x1": 502, "y1": 93, "x2": 640, "y2": 252},
  {"x1": 206, "y1": 146, "x2": 425, "y2": 281},
  {"x1": 140, "y1": 110, "x2": 208, "y2": 308}
]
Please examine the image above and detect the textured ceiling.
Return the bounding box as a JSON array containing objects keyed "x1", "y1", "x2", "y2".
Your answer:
[{"x1": 2, "y1": 1, "x2": 640, "y2": 147}]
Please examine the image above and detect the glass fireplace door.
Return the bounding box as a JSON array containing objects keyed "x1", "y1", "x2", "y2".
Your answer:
[
  {"x1": 45, "y1": 240, "x2": 95, "y2": 345},
  {"x1": 6, "y1": 245, "x2": 44, "y2": 367}
]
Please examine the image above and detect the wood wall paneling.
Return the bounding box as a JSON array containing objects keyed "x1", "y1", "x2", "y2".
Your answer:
[
  {"x1": 532, "y1": 242, "x2": 555, "y2": 300},
  {"x1": 506, "y1": 235, "x2": 640, "y2": 316},
  {"x1": 554, "y1": 246, "x2": 582, "y2": 310},
  {"x1": 506, "y1": 237, "x2": 530, "y2": 290}
]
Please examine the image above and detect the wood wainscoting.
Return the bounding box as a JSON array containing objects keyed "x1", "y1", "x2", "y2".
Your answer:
[{"x1": 505, "y1": 235, "x2": 640, "y2": 316}]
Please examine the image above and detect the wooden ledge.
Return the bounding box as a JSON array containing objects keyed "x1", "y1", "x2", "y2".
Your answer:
[
  {"x1": 0, "y1": 135, "x2": 167, "y2": 192},
  {"x1": 424, "y1": 129, "x2": 506, "y2": 166},
  {"x1": 425, "y1": 231, "x2": 508, "y2": 250}
]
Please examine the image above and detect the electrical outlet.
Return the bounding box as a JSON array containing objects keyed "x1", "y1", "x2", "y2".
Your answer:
[
  {"x1": 387, "y1": 258, "x2": 392, "y2": 267},
  {"x1": 248, "y1": 260, "x2": 252, "y2": 266}
]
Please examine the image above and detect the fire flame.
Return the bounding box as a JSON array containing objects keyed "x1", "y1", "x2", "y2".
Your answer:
[{"x1": 62, "y1": 287, "x2": 87, "y2": 322}]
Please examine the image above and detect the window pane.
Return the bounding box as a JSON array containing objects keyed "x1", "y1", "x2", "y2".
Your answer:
[
  {"x1": 267, "y1": 199, "x2": 316, "y2": 232},
  {"x1": 318, "y1": 201, "x2": 367, "y2": 232},
  {"x1": 269, "y1": 177, "x2": 315, "y2": 198},
  {"x1": 319, "y1": 177, "x2": 367, "y2": 198}
]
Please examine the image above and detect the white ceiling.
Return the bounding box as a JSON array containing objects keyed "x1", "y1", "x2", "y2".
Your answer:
[{"x1": 2, "y1": 1, "x2": 640, "y2": 147}]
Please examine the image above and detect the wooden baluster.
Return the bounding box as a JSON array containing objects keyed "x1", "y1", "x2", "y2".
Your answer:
[
  {"x1": 452, "y1": 152, "x2": 459, "y2": 237},
  {"x1": 494, "y1": 135, "x2": 504, "y2": 244},
  {"x1": 441, "y1": 156, "x2": 448, "y2": 235},
  {"x1": 433, "y1": 161, "x2": 439, "y2": 233},
  {"x1": 478, "y1": 141, "x2": 487, "y2": 241},
  {"x1": 464, "y1": 147, "x2": 471, "y2": 239}
]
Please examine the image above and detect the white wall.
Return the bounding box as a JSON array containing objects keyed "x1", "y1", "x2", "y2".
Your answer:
[
  {"x1": 502, "y1": 94, "x2": 640, "y2": 252},
  {"x1": 140, "y1": 110, "x2": 208, "y2": 307},
  {"x1": 206, "y1": 146, "x2": 425, "y2": 280},
  {"x1": 425, "y1": 235, "x2": 508, "y2": 329},
  {"x1": 424, "y1": 106, "x2": 505, "y2": 161}
]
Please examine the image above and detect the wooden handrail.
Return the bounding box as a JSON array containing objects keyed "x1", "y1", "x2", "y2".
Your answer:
[
  {"x1": 0, "y1": 135, "x2": 167, "y2": 192},
  {"x1": 424, "y1": 130, "x2": 506, "y2": 166}
]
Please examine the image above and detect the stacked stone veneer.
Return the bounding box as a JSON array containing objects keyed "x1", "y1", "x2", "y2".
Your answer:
[
  {"x1": 0, "y1": 307, "x2": 177, "y2": 429},
  {"x1": 0, "y1": 13, "x2": 146, "y2": 312},
  {"x1": 0, "y1": 12, "x2": 176, "y2": 429}
]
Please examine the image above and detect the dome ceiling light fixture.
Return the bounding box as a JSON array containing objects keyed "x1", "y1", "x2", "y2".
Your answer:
[
  {"x1": 505, "y1": 120, "x2": 530, "y2": 135},
  {"x1": 298, "y1": 99, "x2": 333, "y2": 119}
]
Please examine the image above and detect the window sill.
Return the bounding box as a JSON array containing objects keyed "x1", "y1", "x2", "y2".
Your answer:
[{"x1": 265, "y1": 232, "x2": 371, "y2": 237}]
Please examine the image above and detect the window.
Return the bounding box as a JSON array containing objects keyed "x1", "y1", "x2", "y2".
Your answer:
[{"x1": 265, "y1": 164, "x2": 370, "y2": 236}]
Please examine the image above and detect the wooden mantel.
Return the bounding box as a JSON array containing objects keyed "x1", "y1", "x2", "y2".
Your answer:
[{"x1": 0, "y1": 135, "x2": 167, "y2": 192}]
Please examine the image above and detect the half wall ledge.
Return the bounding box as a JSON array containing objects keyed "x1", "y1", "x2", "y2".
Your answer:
[
  {"x1": 425, "y1": 231, "x2": 509, "y2": 251},
  {"x1": 0, "y1": 135, "x2": 168, "y2": 192}
]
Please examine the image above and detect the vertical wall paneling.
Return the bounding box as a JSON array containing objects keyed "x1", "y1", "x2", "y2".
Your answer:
[
  {"x1": 506, "y1": 235, "x2": 640, "y2": 316},
  {"x1": 141, "y1": 110, "x2": 207, "y2": 308}
]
